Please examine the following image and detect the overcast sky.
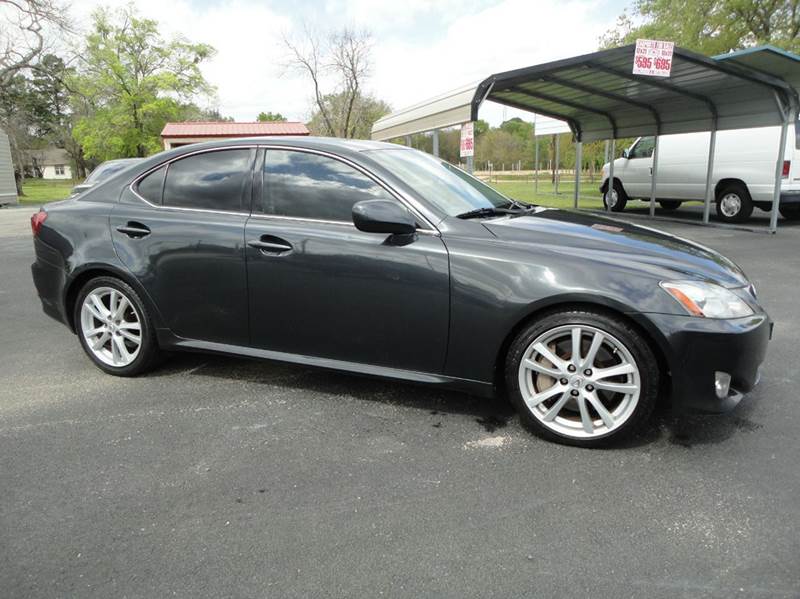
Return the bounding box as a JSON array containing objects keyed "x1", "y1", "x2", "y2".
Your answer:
[{"x1": 68, "y1": 0, "x2": 632, "y2": 126}]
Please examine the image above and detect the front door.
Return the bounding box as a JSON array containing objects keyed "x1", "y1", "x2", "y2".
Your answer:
[
  {"x1": 245, "y1": 148, "x2": 450, "y2": 373},
  {"x1": 110, "y1": 148, "x2": 255, "y2": 345},
  {"x1": 619, "y1": 136, "x2": 655, "y2": 198}
]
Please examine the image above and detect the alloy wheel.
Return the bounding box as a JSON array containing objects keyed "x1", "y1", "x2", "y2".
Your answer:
[
  {"x1": 517, "y1": 324, "x2": 641, "y2": 439},
  {"x1": 80, "y1": 286, "x2": 142, "y2": 367}
]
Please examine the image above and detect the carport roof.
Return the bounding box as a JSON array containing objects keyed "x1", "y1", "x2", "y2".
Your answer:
[{"x1": 372, "y1": 44, "x2": 800, "y2": 143}]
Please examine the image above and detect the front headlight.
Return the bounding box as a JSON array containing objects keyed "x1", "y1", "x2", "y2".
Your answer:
[{"x1": 660, "y1": 281, "x2": 754, "y2": 318}]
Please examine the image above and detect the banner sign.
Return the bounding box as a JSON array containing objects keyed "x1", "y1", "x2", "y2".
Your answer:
[
  {"x1": 460, "y1": 122, "x2": 474, "y2": 158},
  {"x1": 633, "y1": 39, "x2": 674, "y2": 77}
]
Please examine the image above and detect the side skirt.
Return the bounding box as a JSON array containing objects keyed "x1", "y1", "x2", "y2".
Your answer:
[{"x1": 157, "y1": 330, "x2": 497, "y2": 399}]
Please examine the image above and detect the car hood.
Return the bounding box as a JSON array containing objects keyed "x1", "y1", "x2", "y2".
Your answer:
[{"x1": 481, "y1": 208, "x2": 749, "y2": 288}]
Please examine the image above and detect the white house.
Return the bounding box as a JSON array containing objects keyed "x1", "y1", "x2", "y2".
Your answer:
[
  {"x1": 0, "y1": 129, "x2": 17, "y2": 205},
  {"x1": 29, "y1": 147, "x2": 72, "y2": 179}
]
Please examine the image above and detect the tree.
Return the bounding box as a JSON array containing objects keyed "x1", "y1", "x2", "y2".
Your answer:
[
  {"x1": 601, "y1": 0, "x2": 800, "y2": 54},
  {"x1": 307, "y1": 91, "x2": 390, "y2": 139},
  {"x1": 257, "y1": 111, "x2": 287, "y2": 122},
  {"x1": 284, "y1": 25, "x2": 374, "y2": 138},
  {"x1": 71, "y1": 6, "x2": 215, "y2": 160},
  {"x1": 0, "y1": 0, "x2": 71, "y2": 86}
]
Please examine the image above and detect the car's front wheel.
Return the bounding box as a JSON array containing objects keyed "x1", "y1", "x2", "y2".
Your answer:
[
  {"x1": 505, "y1": 309, "x2": 659, "y2": 447},
  {"x1": 74, "y1": 276, "x2": 161, "y2": 376}
]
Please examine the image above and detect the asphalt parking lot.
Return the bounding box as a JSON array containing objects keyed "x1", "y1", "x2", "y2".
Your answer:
[{"x1": 1, "y1": 206, "x2": 799, "y2": 598}]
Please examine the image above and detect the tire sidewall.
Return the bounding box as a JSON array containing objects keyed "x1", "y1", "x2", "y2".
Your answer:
[
  {"x1": 505, "y1": 309, "x2": 659, "y2": 447},
  {"x1": 604, "y1": 180, "x2": 628, "y2": 212},
  {"x1": 716, "y1": 184, "x2": 753, "y2": 223},
  {"x1": 74, "y1": 276, "x2": 158, "y2": 376}
]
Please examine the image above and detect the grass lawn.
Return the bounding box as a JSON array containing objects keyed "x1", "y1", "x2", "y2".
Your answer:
[
  {"x1": 489, "y1": 177, "x2": 605, "y2": 210},
  {"x1": 18, "y1": 179, "x2": 75, "y2": 204}
]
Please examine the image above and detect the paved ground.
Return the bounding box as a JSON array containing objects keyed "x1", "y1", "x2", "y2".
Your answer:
[{"x1": 1, "y1": 206, "x2": 798, "y2": 598}]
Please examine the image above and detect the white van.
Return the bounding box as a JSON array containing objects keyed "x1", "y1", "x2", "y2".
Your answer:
[{"x1": 600, "y1": 124, "x2": 800, "y2": 223}]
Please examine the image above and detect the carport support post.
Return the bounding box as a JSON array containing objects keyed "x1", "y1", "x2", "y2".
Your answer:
[
  {"x1": 769, "y1": 119, "x2": 789, "y2": 234},
  {"x1": 554, "y1": 135, "x2": 560, "y2": 194},
  {"x1": 534, "y1": 137, "x2": 539, "y2": 195},
  {"x1": 432, "y1": 129, "x2": 439, "y2": 157},
  {"x1": 574, "y1": 141, "x2": 582, "y2": 209},
  {"x1": 649, "y1": 136, "x2": 660, "y2": 218},
  {"x1": 607, "y1": 139, "x2": 615, "y2": 212},
  {"x1": 405, "y1": 135, "x2": 412, "y2": 148},
  {"x1": 702, "y1": 129, "x2": 717, "y2": 224}
]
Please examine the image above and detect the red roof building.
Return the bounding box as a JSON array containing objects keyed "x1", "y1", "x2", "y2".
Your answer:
[{"x1": 160, "y1": 121, "x2": 310, "y2": 149}]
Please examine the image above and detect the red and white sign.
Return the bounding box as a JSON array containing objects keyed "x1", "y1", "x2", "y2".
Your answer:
[
  {"x1": 633, "y1": 39, "x2": 674, "y2": 77},
  {"x1": 460, "y1": 122, "x2": 474, "y2": 158}
]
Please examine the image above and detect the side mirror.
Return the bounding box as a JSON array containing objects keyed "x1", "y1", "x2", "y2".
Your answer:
[
  {"x1": 352, "y1": 199, "x2": 416, "y2": 235},
  {"x1": 621, "y1": 149, "x2": 630, "y2": 159}
]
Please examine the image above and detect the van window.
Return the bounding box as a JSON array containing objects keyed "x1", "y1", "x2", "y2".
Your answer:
[{"x1": 629, "y1": 137, "x2": 655, "y2": 159}]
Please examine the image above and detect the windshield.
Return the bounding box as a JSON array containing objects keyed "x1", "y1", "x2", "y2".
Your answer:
[
  {"x1": 85, "y1": 160, "x2": 139, "y2": 184},
  {"x1": 365, "y1": 148, "x2": 512, "y2": 216}
]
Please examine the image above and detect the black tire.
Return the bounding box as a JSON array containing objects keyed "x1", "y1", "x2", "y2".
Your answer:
[
  {"x1": 504, "y1": 308, "x2": 659, "y2": 448},
  {"x1": 658, "y1": 200, "x2": 681, "y2": 210},
  {"x1": 74, "y1": 276, "x2": 161, "y2": 376},
  {"x1": 603, "y1": 179, "x2": 628, "y2": 212},
  {"x1": 715, "y1": 183, "x2": 753, "y2": 223},
  {"x1": 779, "y1": 205, "x2": 800, "y2": 220}
]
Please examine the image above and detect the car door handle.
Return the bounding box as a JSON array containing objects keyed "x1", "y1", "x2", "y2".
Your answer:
[
  {"x1": 248, "y1": 237, "x2": 293, "y2": 254},
  {"x1": 116, "y1": 222, "x2": 151, "y2": 238}
]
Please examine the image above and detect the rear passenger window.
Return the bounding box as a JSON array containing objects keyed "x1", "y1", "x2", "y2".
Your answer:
[
  {"x1": 263, "y1": 150, "x2": 394, "y2": 221},
  {"x1": 163, "y1": 149, "x2": 253, "y2": 212},
  {"x1": 136, "y1": 166, "x2": 165, "y2": 204}
]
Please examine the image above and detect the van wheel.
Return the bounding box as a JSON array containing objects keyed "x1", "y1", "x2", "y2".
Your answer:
[
  {"x1": 716, "y1": 183, "x2": 753, "y2": 223},
  {"x1": 603, "y1": 179, "x2": 628, "y2": 212},
  {"x1": 779, "y1": 205, "x2": 800, "y2": 220},
  {"x1": 658, "y1": 200, "x2": 681, "y2": 210}
]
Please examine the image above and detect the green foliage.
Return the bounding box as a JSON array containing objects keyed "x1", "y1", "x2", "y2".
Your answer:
[
  {"x1": 601, "y1": 0, "x2": 800, "y2": 54},
  {"x1": 257, "y1": 111, "x2": 287, "y2": 122},
  {"x1": 71, "y1": 6, "x2": 216, "y2": 160}
]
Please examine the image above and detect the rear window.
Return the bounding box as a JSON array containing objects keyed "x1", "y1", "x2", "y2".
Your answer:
[
  {"x1": 163, "y1": 149, "x2": 253, "y2": 212},
  {"x1": 136, "y1": 166, "x2": 166, "y2": 205}
]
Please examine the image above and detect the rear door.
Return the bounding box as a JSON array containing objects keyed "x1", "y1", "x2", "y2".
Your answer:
[
  {"x1": 245, "y1": 147, "x2": 450, "y2": 373},
  {"x1": 111, "y1": 147, "x2": 256, "y2": 345}
]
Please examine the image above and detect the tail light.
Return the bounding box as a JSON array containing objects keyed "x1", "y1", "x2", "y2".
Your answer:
[
  {"x1": 30, "y1": 210, "x2": 47, "y2": 237},
  {"x1": 782, "y1": 160, "x2": 791, "y2": 178}
]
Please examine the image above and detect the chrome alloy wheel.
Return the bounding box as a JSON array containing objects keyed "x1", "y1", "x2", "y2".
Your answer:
[
  {"x1": 719, "y1": 193, "x2": 742, "y2": 218},
  {"x1": 80, "y1": 286, "x2": 142, "y2": 367},
  {"x1": 517, "y1": 324, "x2": 641, "y2": 439}
]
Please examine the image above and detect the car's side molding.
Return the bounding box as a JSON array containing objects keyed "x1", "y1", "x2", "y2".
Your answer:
[{"x1": 157, "y1": 334, "x2": 496, "y2": 399}]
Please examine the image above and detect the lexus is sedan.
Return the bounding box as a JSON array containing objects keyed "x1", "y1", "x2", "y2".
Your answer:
[{"x1": 30, "y1": 137, "x2": 771, "y2": 447}]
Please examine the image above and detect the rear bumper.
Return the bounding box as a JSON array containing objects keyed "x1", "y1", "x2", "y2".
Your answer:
[
  {"x1": 780, "y1": 190, "x2": 800, "y2": 205},
  {"x1": 646, "y1": 312, "x2": 771, "y2": 413},
  {"x1": 31, "y1": 238, "x2": 69, "y2": 326}
]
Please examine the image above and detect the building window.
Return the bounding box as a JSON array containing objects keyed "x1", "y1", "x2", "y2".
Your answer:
[{"x1": 54, "y1": 165, "x2": 65, "y2": 175}]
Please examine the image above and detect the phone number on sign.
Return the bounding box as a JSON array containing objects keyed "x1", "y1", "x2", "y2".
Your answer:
[{"x1": 635, "y1": 55, "x2": 671, "y2": 71}]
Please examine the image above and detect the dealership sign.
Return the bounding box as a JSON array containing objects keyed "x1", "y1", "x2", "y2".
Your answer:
[
  {"x1": 460, "y1": 122, "x2": 474, "y2": 158},
  {"x1": 633, "y1": 39, "x2": 674, "y2": 77}
]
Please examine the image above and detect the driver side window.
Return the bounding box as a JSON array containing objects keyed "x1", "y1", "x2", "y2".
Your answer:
[{"x1": 629, "y1": 137, "x2": 655, "y2": 159}]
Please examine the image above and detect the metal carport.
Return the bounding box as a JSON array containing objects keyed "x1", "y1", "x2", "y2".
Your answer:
[{"x1": 372, "y1": 44, "x2": 800, "y2": 233}]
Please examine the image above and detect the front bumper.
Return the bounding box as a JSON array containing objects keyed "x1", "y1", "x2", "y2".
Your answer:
[{"x1": 646, "y1": 312, "x2": 772, "y2": 413}]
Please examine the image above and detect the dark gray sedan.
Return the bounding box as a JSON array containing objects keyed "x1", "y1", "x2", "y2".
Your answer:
[{"x1": 30, "y1": 137, "x2": 771, "y2": 446}]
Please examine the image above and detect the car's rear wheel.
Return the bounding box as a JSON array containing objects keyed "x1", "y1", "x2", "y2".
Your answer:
[
  {"x1": 658, "y1": 200, "x2": 681, "y2": 210},
  {"x1": 779, "y1": 205, "x2": 800, "y2": 220},
  {"x1": 505, "y1": 309, "x2": 659, "y2": 447},
  {"x1": 603, "y1": 179, "x2": 628, "y2": 212},
  {"x1": 715, "y1": 183, "x2": 753, "y2": 223},
  {"x1": 75, "y1": 276, "x2": 161, "y2": 376}
]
